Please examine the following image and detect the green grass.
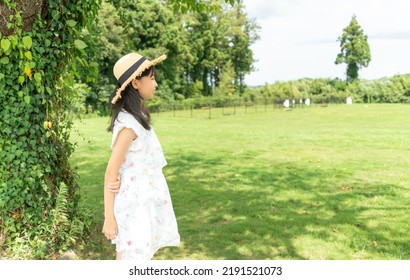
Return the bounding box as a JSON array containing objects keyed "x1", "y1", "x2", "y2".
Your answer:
[{"x1": 70, "y1": 104, "x2": 410, "y2": 260}]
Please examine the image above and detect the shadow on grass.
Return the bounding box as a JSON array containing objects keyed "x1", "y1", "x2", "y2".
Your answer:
[
  {"x1": 155, "y1": 152, "x2": 409, "y2": 260},
  {"x1": 76, "y1": 151, "x2": 410, "y2": 260}
]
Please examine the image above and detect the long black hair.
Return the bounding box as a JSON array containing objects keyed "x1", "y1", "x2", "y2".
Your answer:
[{"x1": 108, "y1": 66, "x2": 156, "y2": 132}]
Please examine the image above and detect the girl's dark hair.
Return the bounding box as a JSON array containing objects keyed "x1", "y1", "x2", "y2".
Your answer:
[{"x1": 108, "y1": 66, "x2": 156, "y2": 132}]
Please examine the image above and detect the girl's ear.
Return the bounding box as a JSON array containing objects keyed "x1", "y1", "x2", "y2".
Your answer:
[{"x1": 131, "y1": 79, "x2": 139, "y2": 89}]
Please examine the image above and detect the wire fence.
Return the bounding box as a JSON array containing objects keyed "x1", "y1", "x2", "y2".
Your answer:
[{"x1": 147, "y1": 96, "x2": 348, "y2": 119}]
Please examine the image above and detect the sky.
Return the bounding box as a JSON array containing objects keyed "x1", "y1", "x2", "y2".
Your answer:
[{"x1": 242, "y1": 0, "x2": 410, "y2": 86}]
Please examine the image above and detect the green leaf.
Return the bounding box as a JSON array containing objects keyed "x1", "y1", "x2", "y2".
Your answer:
[
  {"x1": 74, "y1": 39, "x2": 87, "y2": 50},
  {"x1": 18, "y1": 91, "x2": 23, "y2": 97},
  {"x1": 0, "y1": 57, "x2": 9, "y2": 64},
  {"x1": 34, "y1": 73, "x2": 42, "y2": 84},
  {"x1": 24, "y1": 51, "x2": 32, "y2": 60},
  {"x1": 24, "y1": 95, "x2": 30, "y2": 104},
  {"x1": 1, "y1": 38, "x2": 11, "y2": 52},
  {"x1": 18, "y1": 76, "x2": 25, "y2": 85},
  {"x1": 66, "y1": 20, "x2": 77, "y2": 27},
  {"x1": 22, "y1": 36, "x2": 33, "y2": 49}
]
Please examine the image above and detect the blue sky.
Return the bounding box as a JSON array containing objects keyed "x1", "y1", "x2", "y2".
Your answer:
[{"x1": 242, "y1": 0, "x2": 410, "y2": 85}]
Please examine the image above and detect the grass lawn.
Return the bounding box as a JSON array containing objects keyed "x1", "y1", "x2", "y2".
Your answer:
[{"x1": 70, "y1": 104, "x2": 410, "y2": 260}]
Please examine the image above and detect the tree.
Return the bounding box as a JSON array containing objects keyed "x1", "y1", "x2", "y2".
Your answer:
[
  {"x1": 335, "y1": 15, "x2": 371, "y2": 82},
  {"x1": 180, "y1": 0, "x2": 258, "y2": 96},
  {"x1": 97, "y1": 1, "x2": 126, "y2": 85},
  {"x1": 226, "y1": 3, "x2": 260, "y2": 94},
  {"x1": 117, "y1": 0, "x2": 185, "y2": 100},
  {"x1": 95, "y1": 0, "x2": 258, "y2": 100},
  {"x1": 168, "y1": 0, "x2": 239, "y2": 13},
  {"x1": 214, "y1": 60, "x2": 235, "y2": 96},
  {"x1": 0, "y1": 0, "x2": 100, "y2": 259}
]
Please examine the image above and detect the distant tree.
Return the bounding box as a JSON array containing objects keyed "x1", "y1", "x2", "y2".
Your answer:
[
  {"x1": 227, "y1": 3, "x2": 260, "y2": 94},
  {"x1": 98, "y1": 0, "x2": 255, "y2": 99},
  {"x1": 182, "y1": 1, "x2": 258, "y2": 96},
  {"x1": 168, "y1": 0, "x2": 239, "y2": 12},
  {"x1": 335, "y1": 15, "x2": 371, "y2": 82},
  {"x1": 97, "y1": 1, "x2": 126, "y2": 85},
  {"x1": 214, "y1": 60, "x2": 235, "y2": 96}
]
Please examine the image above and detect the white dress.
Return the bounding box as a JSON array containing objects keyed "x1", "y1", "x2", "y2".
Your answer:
[{"x1": 110, "y1": 110, "x2": 180, "y2": 260}]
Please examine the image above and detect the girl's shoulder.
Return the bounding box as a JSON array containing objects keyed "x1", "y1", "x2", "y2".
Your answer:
[
  {"x1": 111, "y1": 110, "x2": 148, "y2": 151},
  {"x1": 116, "y1": 110, "x2": 133, "y2": 122},
  {"x1": 116, "y1": 110, "x2": 142, "y2": 128},
  {"x1": 117, "y1": 109, "x2": 155, "y2": 137}
]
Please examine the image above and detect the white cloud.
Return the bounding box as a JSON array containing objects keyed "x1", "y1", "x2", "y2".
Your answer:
[{"x1": 243, "y1": 0, "x2": 410, "y2": 85}]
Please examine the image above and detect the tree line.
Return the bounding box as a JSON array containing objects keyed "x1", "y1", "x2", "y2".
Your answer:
[{"x1": 249, "y1": 75, "x2": 410, "y2": 105}]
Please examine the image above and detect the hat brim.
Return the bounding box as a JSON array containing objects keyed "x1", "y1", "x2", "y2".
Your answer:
[{"x1": 110, "y1": 54, "x2": 167, "y2": 104}]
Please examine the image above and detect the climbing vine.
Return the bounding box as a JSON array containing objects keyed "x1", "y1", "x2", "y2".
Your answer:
[{"x1": 0, "y1": 0, "x2": 100, "y2": 259}]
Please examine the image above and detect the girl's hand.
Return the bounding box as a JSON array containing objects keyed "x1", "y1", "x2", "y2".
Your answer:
[
  {"x1": 102, "y1": 217, "x2": 118, "y2": 240},
  {"x1": 106, "y1": 176, "x2": 121, "y2": 194}
]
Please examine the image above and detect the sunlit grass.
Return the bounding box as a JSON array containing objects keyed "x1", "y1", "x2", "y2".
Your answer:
[{"x1": 71, "y1": 104, "x2": 410, "y2": 260}]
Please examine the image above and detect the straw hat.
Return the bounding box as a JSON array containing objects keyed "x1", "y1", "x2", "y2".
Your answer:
[{"x1": 110, "y1": 52, "x2": 167, "y2": 104}]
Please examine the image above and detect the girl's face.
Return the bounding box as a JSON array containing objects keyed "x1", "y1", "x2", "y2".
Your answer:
[{"x1": 132, "y1": 74, "x2": 157, "y2": 100}]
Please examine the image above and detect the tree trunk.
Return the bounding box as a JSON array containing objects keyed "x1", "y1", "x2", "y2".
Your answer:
[{"x1": 0, "y1": 0, "x2": 46, "y2": 36}]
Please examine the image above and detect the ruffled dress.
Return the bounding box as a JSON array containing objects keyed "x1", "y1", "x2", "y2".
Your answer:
[{"x1": 110, "y1": 110, "x2": 180, "y2": 259}]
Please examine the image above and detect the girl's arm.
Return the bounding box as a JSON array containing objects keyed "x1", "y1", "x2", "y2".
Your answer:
[{"x1": 102, "y1": 128, "x2": 136, "y2": 240}]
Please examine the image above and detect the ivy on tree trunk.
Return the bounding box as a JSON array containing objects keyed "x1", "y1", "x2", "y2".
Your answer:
[{"x1": 0, "y1": 0, "x2": 100, "y2": 259}]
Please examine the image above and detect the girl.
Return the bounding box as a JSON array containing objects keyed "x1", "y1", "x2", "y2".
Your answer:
[{"x1": 102, "y1": 53, "x2": 180, "y2": 260}]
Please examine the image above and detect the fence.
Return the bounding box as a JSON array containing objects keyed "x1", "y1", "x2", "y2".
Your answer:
[{"x1": 147, "y1": 96, "x2": 347, "y2": 119}]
